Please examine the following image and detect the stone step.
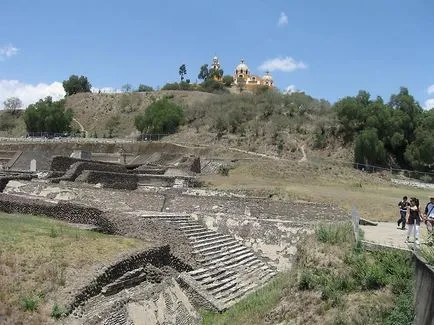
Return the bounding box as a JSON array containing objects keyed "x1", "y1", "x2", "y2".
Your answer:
[
  {"x1": 182, "y1": 226, "x2": 208, "y2": 233},
  {"x1": 209, "y1": 277, "x2": 238, "y2": 296},
  {"x1": 193, "y1": 241, "x2": 242, "y2": 255},
  {"x1": 214, "y1": 262, "x2": 266, "y2": 301},
  {"x1": 193, "y1": 237, "x2": 235, "y2": 250},
  {"x1": 187, "y1": 230, "x2": 216, "y2": 238},
  {"x1": 203, "y1": 274, "x2": 238, "y2": 292},
  {"x1": 202, "y1": 250, "x2": 254, "y2": 268},
  {"x1": 140, "y1": 214, "x2": 190, "y2": 220},
  {"x1": 218, "y1": 268, "x2": 275, "y2": 305},
  {"x1": 190, "y1": 234, "x2": 230, "y2": 245},
  {"x1": 198, "y1": 243, "x2": 246, "y2": 259},
  {"x1": 201, "y1": 253, "x2": 258, "y2": 276},
  {"x1": 201, "y1": 270, "x2": 237, "y2": 286},
  {"x1": 166, "y1": 220, "x2": 197, "y2": 225},
  {"x1": 192, "y1": 257, "x2": 261, "y2": 283}
]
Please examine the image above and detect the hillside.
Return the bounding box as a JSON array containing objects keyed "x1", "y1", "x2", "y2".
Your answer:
[{"x1": 64, "y1": 90, "x2": 217, "y2": 138}]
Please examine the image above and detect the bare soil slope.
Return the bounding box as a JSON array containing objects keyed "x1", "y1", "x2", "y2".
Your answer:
[{"x1": 65, "y1": 91, "x2": 216, "y2": 137}]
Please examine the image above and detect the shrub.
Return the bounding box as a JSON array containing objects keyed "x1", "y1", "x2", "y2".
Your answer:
[
  {"x1": 315, "y1": 223, "x2": 353, "y2": 244},
  {"x1": 21, "y1": 296, "x2": 38, "y2": 312},
  {"x1": 200, "y1": 79, "x2": 227, "y2": 93},
  {"x1": 135, "y1": 98, "x2": 184, "y2": 134},
  {"x1": 218, "y1": 165, "x2": 230, "y2": 176},
  {"x1": 298, "y1": 270, "x2": 315, "y2": 290},
  {"x1": 51, "y1": 303, "x2": 66, "y2": 319}
]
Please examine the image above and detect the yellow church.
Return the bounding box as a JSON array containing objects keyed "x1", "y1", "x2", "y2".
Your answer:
[
  {"x1": 233, "y1": 59, "x2": 274, "y2": 89},
  {"x1": 209, "y1": 56, "x2": 274, "y2": 89}
]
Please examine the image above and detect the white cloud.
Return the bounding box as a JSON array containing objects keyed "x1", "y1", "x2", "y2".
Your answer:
[
  {"x1": 259, "y1": 56, "x2": 307, "y2": 73},
  {"x1": 0, "y1": 80, "x2": 65, "y2": 109},
  {"x1": 283, "y1": 85, "x2": 303, "y2": 94},
  {"x1": 427, "y1": 85, "x2": 434, "y2": 95},
  {"x1": 277, "y1": 12, "x2": 288, "y2": 27},
  {"x1": 424, "y1": 98, "x2": 434, "y2": 110},
  {"x1": 0, "y1": 44, "x2": 18, "y2": 61}
]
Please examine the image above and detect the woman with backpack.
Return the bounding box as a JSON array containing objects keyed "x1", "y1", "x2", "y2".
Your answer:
[{"x1": 406, "y1": 197, "x2": 422, "y2": 245}]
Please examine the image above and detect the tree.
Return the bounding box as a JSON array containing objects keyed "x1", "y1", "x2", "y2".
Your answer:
[
  {"x1": 23, "y1": 97, "x2": 73, "y2": 133},
  {"x1": 63, "y1": 75, "x2": 92, "y2": 96},
  {"x1": 0, "y1": 111, "x2": 17, "y2": 131},
  {"x1": 135, "y1": 98, "x2": 184, "y2": 135},
  {"x1": 404, "y1": 109, "x2": 434, "y2": 170},
  {"x1": 3, "y1": 97, "x2": 22, "y2": 114},
  {"x1": 354, "y1": 128, "x2": 387, "y2": 167},
  {"x1": 105, "y1": 115, "x2": 121, "y2": 138},
  {"x1": 209, "y1": 68, "x2": 224, "y2": 80},
  {"x1": 198, "y1": 64, "x2": 209, "y2": 81},
  {"x1": 121, "y1": 84, "x2": 132, "y2": 93},
  {"x1": 179, "y1": 64, "x2": 187, "y2": 82},
  {"x1": 136, "y1": 84, "x2": 154, "y2": 92},
  {"x1": 222, "y1": 75, "x2": 233, "y2": 87}
]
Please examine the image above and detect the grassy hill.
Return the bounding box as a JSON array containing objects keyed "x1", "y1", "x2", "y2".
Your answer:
[{"x1": 65, "y1": 90, "x2": 217, "y2": 138}]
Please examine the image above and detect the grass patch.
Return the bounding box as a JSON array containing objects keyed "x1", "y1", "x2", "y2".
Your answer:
[
  {"x1": 51, "y1": 303, "x2": 66, "y2": 319},
  {"x1": 0, "y1": 212, "x2": 148, "y2": 324},
  {"x1": 201, "y1": 222, "x2": 415, "y2": 325}
]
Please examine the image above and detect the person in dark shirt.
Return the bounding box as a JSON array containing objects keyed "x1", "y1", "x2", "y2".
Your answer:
[
  {"x1": 406, "y1": 197, "x2": 421, "y2": 245},
  {"x1": 397, "y1": 196, "x2": 409, "y2": 230}
]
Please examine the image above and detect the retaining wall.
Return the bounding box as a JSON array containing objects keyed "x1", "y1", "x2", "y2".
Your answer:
[
  {"x1": 50, "y1": 156, "x2": 120, "y2": 172},
  {"x1": 0, "y1": 174, "x2": 34, "y2": 192},
  {"x1": 76, "y1": 170, "x2": 138, "y2": 190},
  {"x1": 68, "y1": 245, "x2": 193, "y2": 314},
  {"x1": 0, "y1": 194, "x2": 115, "y2": 233},
  {"x1": 414, "y1": 255, "x2": 434, "y2": 325},
  {"x1": 50, "y1": 161, "x2": 127, "y2": 183}
]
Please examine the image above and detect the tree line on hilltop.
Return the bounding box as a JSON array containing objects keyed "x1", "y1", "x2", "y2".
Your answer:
[{"x1": 0, "y1": 72, "x2": 432, "y2": 177}]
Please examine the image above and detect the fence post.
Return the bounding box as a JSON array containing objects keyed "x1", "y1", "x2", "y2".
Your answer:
[{"x1": 351, "y1": 205, "x2": 360, "y2": 242}]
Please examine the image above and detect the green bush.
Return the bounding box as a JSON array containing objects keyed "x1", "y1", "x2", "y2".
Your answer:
[
  {"x1": 51, "y1": 303, "x2": 66, "y2": 319},
  {"x1": 298, "y1": 270, "x2": 315, "y2": 290},
  {"x1": 20, "y1": 296, "x2": 38, "y2": 312},
  {"x1": 23, "y1": 97, "x2": 73, "y2": 133},
  {"x1": 315, "y1": 223, "x2": 353, "y2": 244},
  {"x1": 135, "y1": 98, "x2": 184, "y2": 134}
]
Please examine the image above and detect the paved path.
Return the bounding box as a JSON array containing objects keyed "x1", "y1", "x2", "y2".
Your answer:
[{"x1": 361, "y1": 222, "x2": 430, "y2": 250}]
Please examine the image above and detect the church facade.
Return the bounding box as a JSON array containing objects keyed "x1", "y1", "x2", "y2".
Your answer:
[
  {"x1": 209, "y1": 56, "x2": 274, "y2": 89},
  {"x1": 233, "y1": 59, "x2": 274, "y2": 89}
]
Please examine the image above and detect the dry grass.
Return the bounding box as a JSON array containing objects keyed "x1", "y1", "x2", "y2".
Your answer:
[
  {"x1": 0, "y1": 212, "x2": 148, "y2": 325},
  {"x1": 202, "y1": 158, "x2": 432, "y2": 222}
]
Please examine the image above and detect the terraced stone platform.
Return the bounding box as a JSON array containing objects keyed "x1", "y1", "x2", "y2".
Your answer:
[{"x1": 141, "y1": 213, "x2": 277, "y2": 311}]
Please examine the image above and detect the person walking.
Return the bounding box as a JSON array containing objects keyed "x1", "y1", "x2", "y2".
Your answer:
[
  {"x1": 423, "y1": 195, "x2": 434, "y2": 221},
  {"x1": 397, "y1": 196, "x2": 409, "y2": 230},
  {"x1": 406, "y1": 197, "x2": 421, "y2": 245}
]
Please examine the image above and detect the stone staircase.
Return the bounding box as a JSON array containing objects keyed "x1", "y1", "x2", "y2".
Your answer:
[{"x1": 141, "y1": 213, "x2": 277, "y2": 311}]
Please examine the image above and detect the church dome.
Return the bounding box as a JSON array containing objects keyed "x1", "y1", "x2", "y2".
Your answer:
[
  {"x1": 262, "y1": 71, "x2": 273, "y2": 80},
  {"x1": 236, "y1": 59, "x2": 249, "y2": 72}
]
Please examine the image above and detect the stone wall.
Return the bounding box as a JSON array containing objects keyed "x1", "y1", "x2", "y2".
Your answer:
[
  {"x1": 137, "y1": 174, "x2": 199, "y2": 188},
  {"x1": 68, "y1": 245, "x2": 193, "y2": 314},
  {"x1": 0, "y1": 174, "x2": 34, "y2": 192},
  {"x1": 0, "y1": 194, "x2": 116, "y2": 233},
  {"x1": 50, "y1": 156, "x2": 120, "y2": 172},
  {"x1": 414, "y1": 255, "x2": 434, "y2": 325},
  {"x1": 76, "y1": 170, "x2": 138, "y2": 190},
  {"x1": 50, "y1": 161, "x2": 127, "y2": 183}
]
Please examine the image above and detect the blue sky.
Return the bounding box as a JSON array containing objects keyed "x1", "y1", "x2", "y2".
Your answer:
[{"x1": 1, "y1": 0, "x2": 434, "y2": 109}]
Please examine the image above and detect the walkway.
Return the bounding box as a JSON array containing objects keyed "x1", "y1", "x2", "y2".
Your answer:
[{"x1": 361, "y1": 222, "x2": 430, "y2": 250}]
